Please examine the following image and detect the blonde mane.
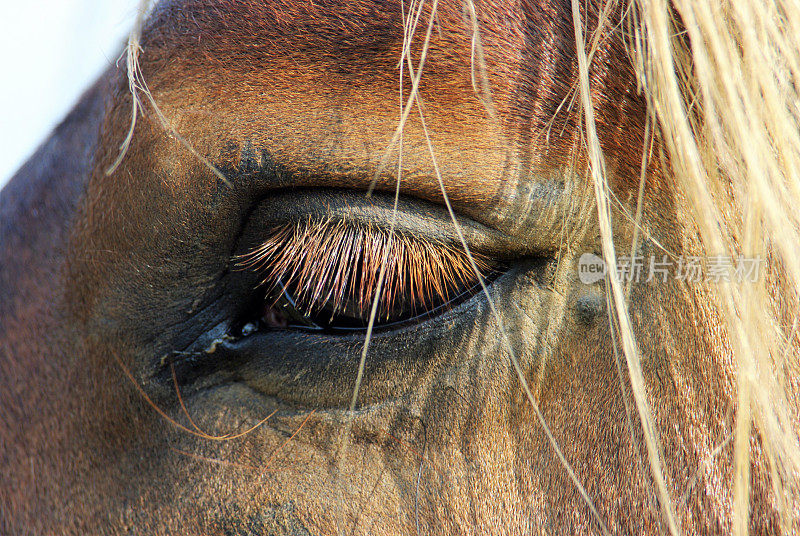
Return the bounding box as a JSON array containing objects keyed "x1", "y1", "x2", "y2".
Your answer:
[{"x1": 625, "y1": 1, "x2": 800, "y2": 532}]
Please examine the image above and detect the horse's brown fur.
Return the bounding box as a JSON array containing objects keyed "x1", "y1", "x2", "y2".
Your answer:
[{"x1": 0, "y1": 0, "x2": 789, "y2": 534}]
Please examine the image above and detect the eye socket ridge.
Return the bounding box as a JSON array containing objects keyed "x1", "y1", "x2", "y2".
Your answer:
[{"x1": 234, "y1": 216, "x2": 501, "y2": 331}]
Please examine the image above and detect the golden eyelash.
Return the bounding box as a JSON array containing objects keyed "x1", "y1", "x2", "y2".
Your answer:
[{"x1": 235, "y1": 218, "x2": 495, "y2": 323}]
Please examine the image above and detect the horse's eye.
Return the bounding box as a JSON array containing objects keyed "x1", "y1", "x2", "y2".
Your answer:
[{"x1": 233, "y1": 218, "x2": 499, "y2": 333}]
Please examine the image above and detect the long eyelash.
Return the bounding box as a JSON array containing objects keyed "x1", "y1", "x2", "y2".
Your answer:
[{"x1": 235, "y1": 218, "x2": 495, "y2": 321}]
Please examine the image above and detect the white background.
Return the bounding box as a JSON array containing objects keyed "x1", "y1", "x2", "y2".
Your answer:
[{"x1": 0, "y1": 0, "x2": 138, "y2": 189}]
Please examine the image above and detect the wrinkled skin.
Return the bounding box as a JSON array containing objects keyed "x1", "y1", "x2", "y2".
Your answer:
[{"x1": 0, "y1": 0, "x2": 781, "y2": 534}]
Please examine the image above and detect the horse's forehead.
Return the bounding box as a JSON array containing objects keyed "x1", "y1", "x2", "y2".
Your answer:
[
  {"x1": 144, "y1": 0, "x2": 526, "y2": 94},
  {"x1": 126, "y1": 0, "x2": 640, "y2": 217},
  {"x1": 147, "y1": 0, "x2": 527, "y2": 59},
  {"x1": 132, "y1": 1, "x2": 542, "y2": 205}
]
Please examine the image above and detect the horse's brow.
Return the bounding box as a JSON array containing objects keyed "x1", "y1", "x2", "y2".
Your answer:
[{"x1": 196, "y1": 129, "x2": 512, "y2": 212}]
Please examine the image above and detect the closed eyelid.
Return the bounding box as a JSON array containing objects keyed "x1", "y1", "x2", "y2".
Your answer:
[
  {"x1": 234, "y1": 217, "x2": 497, "y2": 326},
  {"x1": 241, "y1": 188, "x2": 544, "y2": 259}
]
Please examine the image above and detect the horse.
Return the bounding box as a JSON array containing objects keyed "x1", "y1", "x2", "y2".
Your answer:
[{"x1": 2, "y1": 0, "x2": 799, "y2": 534}]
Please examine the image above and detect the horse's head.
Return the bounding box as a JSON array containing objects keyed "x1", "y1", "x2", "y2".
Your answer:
[{"x1": 2, "y1": 1, "x2": 799, "y2": 534}]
